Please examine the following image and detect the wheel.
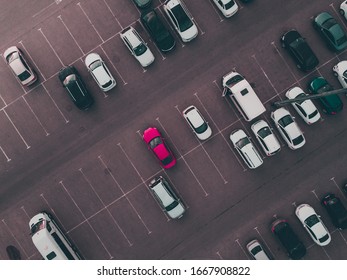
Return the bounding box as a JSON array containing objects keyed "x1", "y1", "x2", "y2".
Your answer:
[{"x1": 340, "y1": 9, "x2": 345, "y2": 16}]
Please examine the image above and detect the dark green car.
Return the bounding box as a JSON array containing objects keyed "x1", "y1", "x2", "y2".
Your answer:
[
  {"x1": 308, "y1": 77, "x2": 343, "y2": 115},
  {"x1": 314, "y1": 12, "x2": 347, "y2": 51}
]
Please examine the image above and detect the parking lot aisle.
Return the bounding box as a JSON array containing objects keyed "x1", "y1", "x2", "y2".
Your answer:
[
  {"x1": 174, "y1": 105, "x2": 228, "y2": 184},
  {"x1": 98, "y1": 155, "x2": 152, "y2": 234},
  {"x1": 79, "y1": 168, "x2": 133, "y2": 247},
  {"x1": 58, "y1": 180, "x2": 113, "y2": 259},
  {"x1": 2, "y1": 109, "x2": 30, "y2": 149},
  {"x1": 156, "y1": 117, "x2": 209, "y2": 196},
  {"x1": 80, "y1": 0, "x2": 123, "y2": 41}
]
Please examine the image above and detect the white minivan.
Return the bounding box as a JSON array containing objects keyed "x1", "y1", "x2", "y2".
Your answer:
[
  {"x1": 222, "y1": 71, "x2": 266, "y2": 122},
  {"x1": 29, "y1": 212, "x2": 81, "y2": 260}
]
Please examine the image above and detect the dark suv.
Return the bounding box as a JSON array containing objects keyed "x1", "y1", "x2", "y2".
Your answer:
[
  {"x1": 58, "y1": 66, "x2": 94, "y2": 110},
  {"x1": 308, "y1": 77, "x2": 343, "y2": 115},
  {"x1": 321, "y1": 193, "x2": 347, "y2": 230},
  {"x1": 271, "y1": 219, "x2": 306, "y2": 260},
  {"x1": 141, "y1": 9, "x2": 176, "y2": 52},
  {"x1": 281, "y1": 29, "x2": 319, "y2": 71}
]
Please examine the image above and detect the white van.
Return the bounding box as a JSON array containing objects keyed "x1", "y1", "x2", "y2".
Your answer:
[
  {"x1": 29, "y1": 212, "x2": 81, "y2": 260},
  {"x1": 222, "y1": 71, "x2": 266, "y2": 121}
]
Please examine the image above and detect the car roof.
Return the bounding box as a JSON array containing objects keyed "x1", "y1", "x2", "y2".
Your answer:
[
  {"x1": 183, "y1": 106, "x2": 204, "y2": 128},
  {"x1": 150, "y1": 178, "x2": 175, "y2": 207},
  {"x1": 121, "y1": 27, "x2": 141, "y2": 48}
]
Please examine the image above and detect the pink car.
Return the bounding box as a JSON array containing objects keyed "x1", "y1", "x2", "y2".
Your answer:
[{"x1": 143, "y1": 127, "x2": 176, "y2": 169}]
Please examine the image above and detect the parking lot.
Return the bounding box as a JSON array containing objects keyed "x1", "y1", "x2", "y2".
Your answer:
[{"x1": 1, "y1": 0, "x2": 347, "y2": 260}]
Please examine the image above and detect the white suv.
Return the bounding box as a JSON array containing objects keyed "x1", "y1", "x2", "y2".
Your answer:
[
  {"x1": 229, "y1": 129, "x2": 263, "y2": 169},
  {"x1": 149, "y1": 176, "x2": 185, "y2": 219},
  {"x1": 120, "y1": 26, "x2": 155, "y2": 67},
  {"x1": 163, "y1": 0, "x2": 198, "y2": 42}
]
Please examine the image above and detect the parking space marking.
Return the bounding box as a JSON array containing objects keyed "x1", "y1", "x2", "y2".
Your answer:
[
  {"x1": 270, "y1": 41, "x2": 301, "y2": 88},
  {"x1": 102, "y1": 0, "x2": 123, "y2": 30},
  {"x1": 252, "y1": 54, "x2": 280, "y2": 97},
  {"x1": 100, "y1": 45, "x2": 127, "y2": 85},
  {"x1": 1, "y1": 219, "x2": 29, "y2": 259},
  {"x1": 40, "y1": 193, "x2": 68, "y2": 232},
  {"x1": 235, "y1": 238, "x2": 250, "y2": 259},
  {"x1": 207, "y1": 1, "x2": 224, "y2": 22},
  {"x1": 79, "y1": 168, "x2": 133, "y2": 246},
  {"x1": 59, "y1": 180, "x2": 114, "y2": 259},
  {"x1": 175, "y1": 105, "x2": 228, "y2": 184},
  {"x1": 32, "y1": 0, "x2": 62, "y2": 18},
  {"x1": 322, "y1": 246, "x2": 331, "y2": 260},
  {"x1": 0, "y1": 146, "x2": 11, "y2": 162},
  {"x1": 329, "y1": 177, "x2": 347, "y2": 199},
  {"x1": 18, "y1": 41, "x2": 46, "y2": 81},
  {"x1": 216, "y1": 251, "x2": 224, "y2": 259},
  {"x1": 0, "y1": 93, "x2": 7, "y2": 106},
  {"x1": 38, "y1": 28, "x2": 65, "y2": 66},
  {"x1": 41, "y1": 83, "x2": 69, "y2": 123},
  {"x1": 2, "y1": 109, "x2": 30, "y2": 149},
  {"x1": 311, "y1": 189, "x2": 320, "y2": 201},
  {"x1": 77, "y1": 2, "x2": 104, "y2": 43},
  {"x1": 58, "y1": 15, "x2": 85, "y2": 55},
  {"x1": 22, "y1": 96, "x2": 50, "y2": 136},
  {"x1": 338, "y1": 230, "x2": 347, "y2": 246},
  {"x1": 253, "y1": 226, "x2": 276, "y2": 258},
  {"x1": 156, "y1": 117, "x2": 209, "y2": 196},
  {"x1": 330, "y1": 3, "x2": 347, "y2": 30},
  {"x1": 98, "y1": 155, "x2": 152, "y2": 234}
]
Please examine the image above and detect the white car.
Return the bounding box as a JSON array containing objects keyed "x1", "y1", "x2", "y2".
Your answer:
[
  {"x1": 183, "y1": 105, "x2": 212, "y2": 140},
  {"x1": 285, "y1": 87, "x2": 321, "y2": 125},
  {"x1": 295, "y1": 204, "x2": 331, "y2": 246},
  {"x1": 3, "y1": 46, "x2": 37, "y2": 86},
  {"x1": 251, "y1": 119, "x2": 281, "y2": 156},
  {"x1": 229, "y1": 129, "x2": 263, "y2": 169},
  {"x1": 212, "y1": 0, "x2": 239, "y2": 18},
  {"x1": 163, "y1": 0, "x2": 198, "y2": 42},
  {"x1": 246, "y1": 239, "x2": 271, "y2": 260},
  {"x1": 333, "y1": 60, "x2": 347, "y2": 88},
  {"x1": 271, "y1": 108, "x2": 305, "y2": 150},
  {"x1": 340, "y1": 1, "x2": 347, "y2": 20},
  {"x1": 120, "y1": 26, "x2": 155, "y2": 67},
  {"x1": 85, "y1": 53, "x2": 116, "y2": 92}
]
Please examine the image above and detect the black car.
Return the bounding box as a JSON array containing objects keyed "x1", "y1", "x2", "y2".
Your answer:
[
  {"x1": 271, "y1": 219, "x2": 306, "y2": 260},
  {"x1": 281, "y1": 29, "x2": 319, "y2": 71},
  {"x1": 58, "y1": 66, "x2": 94, "y2": 110},
  {"x1": 322, "y1": 193, "x2": 347, "y2": 230},
  {"x1": 141, "y1": 9, "x2": 176, "y2": 52},
  {"x1": 132, "y1": 0, "x2": 152, "y2": 9}
]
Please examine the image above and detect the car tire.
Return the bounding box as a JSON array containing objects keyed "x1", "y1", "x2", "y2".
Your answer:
[{"x1": 340, "y1": 9, "x2": 345, "y2": 16}]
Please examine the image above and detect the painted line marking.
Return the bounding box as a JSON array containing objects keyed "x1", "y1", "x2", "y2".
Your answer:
[
  {"x1": 2, "y1": 219, "x2": 29, "y2": 259},
  {"x1": 0, "y1": 146, "x2": 11, "y2": 162},
  {"x1": 3, "y1": 109, "x2": 30, "y2": 149},
  {"x1": 58, "y1": 15, "x2": 84, "y2": 55},
  {"x1": 77, "y1": 2, "x2": 104, "y2": 43},
  {"x1": 38, "y1": 28, "x2": 65, "y2": 66},
  {"x1": 19, "y1": 41, "x2": 46, "y2": 80},
  {"x1": 100, "y1": 45, "x2": 127, "y2": 85},
  {"x1": 102, "y1": 0, "x2": 123, "y2": 30},
  {"x1": 235, "y1": 238, "x2": 250, "y2": 259}
]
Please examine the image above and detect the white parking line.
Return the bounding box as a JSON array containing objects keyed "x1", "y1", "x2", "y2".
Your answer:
[
  {"x1": 77, "y1": 2, "x2": 104, "y2": 43},
  {"x1": 1, "y1": 219, "x2": 29, "y2": 259},
  {"x1": 329, "y1": 177, "x2": 347, "y2": 199},
  {"x1": 330, "y1": 3, "x2": 347, "y2": 30},
  {"x1": 38, "y1": 28, "x2": 64, "y2": 66},
  {"x1": 22, "y1": 96, "x2": 50, "y2": 136},
  {"x1": 216, "y1": 251, "x2": 224, "y2": 259},
  {"x1": 40, "y1": 193, "x2": 68, "y2": 232},
  {"x1": 99, "y1": 45, "x2": 127, "y2": 85},
  {"x1": 235, "y1": 238, "x2": 250, "y2": 259},
  {"x1": 102, "y1": 0, "x2": 123, "y2": 30},
  {"x1": 0, "y1": 146, "x2": 11, "y2": 162},
  {"x1": 59, "y1": 180, "x2": 114, "y2": 259},
  {"x1": 322, "y1": 246, "x2": 332, "y2": 260},
  {"x1": 57, "y1": 15, "x2": 84, "y2": 55},
  {"x1": 2, "y1": 109, "x2": 30, "y2": 149},
  {"x1": 253, "y1": 226, "x2": 276, "y2": 258},
  {"x1": 41, "y1": 83, "x2": 69, "y2": 123},
  {"x1": 32, "y1": 0, "x2": 62, "y2": 18},
  {"x1": 18, "y1": 41, "x2": 46, "y2": 81},
  {"x1": 174, "y1": 105, "x2": 227, "y2": 184},
  {"x1": 98, "y1": 155, "x2": 152, "y2": 234},
  {"x1": 311, "y1": 189, "x2": 320, "y2": 201},
  {"x1": 0, "y1": 94, "x2": 7, "y2": 106},
  {"x1": 338, "y1": 230, "x2": 347, "y2": 246},
  {"x1": 208, "y1": 1, "x2": 224, "y2": 22},
  {"x1": 79, "y1": 168, "x2": 133, "y2": 246},
  {"x1": 251, "y1": 54, "x2": 280, "y2": 97},
  {"x1": 155, "y1": 117, "x2": 209, "y2": 196}
]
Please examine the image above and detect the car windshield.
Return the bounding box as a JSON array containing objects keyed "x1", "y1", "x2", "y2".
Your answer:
[
  {"x1": 308, "y1": 110, "x2": 319, "y2": 119},
  {"x1": 319, "y1": 234, "x2": 330, "y2": 243},
  {"x1": 292, "y1": 135, "x2": 304, "y2": 145},
  {"x1": 258, "y1": 127, "x2": 271, "y2": 139},
  {"x1": 250, "y1": 245, "x2": 262, "y2": 255},
  {"x1": 305, "y1": 214, "x2": 319, "y2": 228},
  {"x1": 30, "y1": 220, "x2": 45, "y2": 235},
  {"x1": 235, "y1": 137, "x2": 250, "y2": 149},
  {"x1": 225, "y1": 0, "x2": 236, "y2": 9},
  {"x1": 172, "y1": 5, "x2": 193, "y2": 32},
  {"x1": 195, "y1": 123, "x2": 208, "y2": 134},
  {"x1": 149, "y1": 136, "x2": 162, "y2": 149},
  {"x1": 161, "y1": 154, "x2": 173, "y2": 165},
  {"x1": 18, "y1": 70, "x2": 31, "y2": 81},
  {"x1": 225, "y1": 75, "x2": 244, "y2": 86},
  {"x1": 89, "y1": 60, "x2": 102, "y2": 71},
  {"x1": 294, "y1": 93, "x2": 306, "y2": 105},
  {"x1": 324, "y1": 18, "x2": 337, "y2": 29},
  {"x1": 134, "y1": 43, "x2": 148, "y2": 56},
  {"x1": 278, "y1": 115, "x2": 294, "y2": 127},
  {"x1": 166, "y1": 201, "x2": 179, "y2": 211},
  {"x1": 63, "y1": 74, "x2": 76, "y2": 86}
]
